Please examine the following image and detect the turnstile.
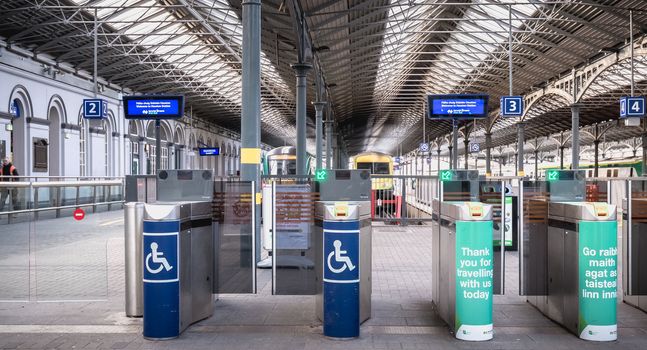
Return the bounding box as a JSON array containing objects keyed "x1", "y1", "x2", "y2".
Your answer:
[
  {"x1": 142, "y1": 201, "x2": 214, "y2": 339},
  {"x1": 432, "y1": 200, "x2": 494, "y2": 341},
  {"x1": 528, "y1": 201, "x2": 617, "y2": 341},
  {"x1": 622, "y1": 198, "x2": 647, "y2": 312},
  {"x1": 314, "y1": 201, "x2": 371, "y2": 338}
]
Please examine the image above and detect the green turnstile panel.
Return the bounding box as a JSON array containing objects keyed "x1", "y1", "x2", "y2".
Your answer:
[
  {"x1": 455, "y1": 220, "x2": 493, "y2": 341},
  {"x1": 578, "y1": 220, "x2": 617, "y2": 340}
]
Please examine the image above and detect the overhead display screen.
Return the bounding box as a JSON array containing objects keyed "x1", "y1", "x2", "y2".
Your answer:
[
  {"x1": 198, "y1": 147, "x2": 220, "y2": 156},
  {"x1": 427, "y1": 94, "x2": 489, "y2": 119},
  {"x1": 123, "y1": 95, "x2": 184, "y2": 119}
]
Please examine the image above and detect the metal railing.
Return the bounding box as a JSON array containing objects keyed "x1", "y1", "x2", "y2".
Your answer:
[{"x1": 0, "y1": 178, "x2": 124, "y2": 224}]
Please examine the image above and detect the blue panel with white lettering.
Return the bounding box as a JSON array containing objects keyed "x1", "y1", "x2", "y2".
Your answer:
[
  {"x1": 199, "y1": 147, "x2": 220, "y2": 156},
  {"x1": 83, "y1": 99, "x2": 105, "y2": 119},
  {"x1": 427, "y1": 94, "x2": 489, "y2": 119},
  {"x1": 500, "y1": 96, "x2": 523, "y2": 117},
  {"x1": 620, "y1": 96, "x2": 646, "y2": 118},
  {"x1": 123, "y1": 95, "x2": 184, "y2": 119},
  {"x1": 323, "y1": 224, "x2": 359, "y2": 283}
]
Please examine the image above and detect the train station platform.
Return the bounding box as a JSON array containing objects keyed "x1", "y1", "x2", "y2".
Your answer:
[{"x1": 1, "y1": 214, "x2": 646, "y2": 349}]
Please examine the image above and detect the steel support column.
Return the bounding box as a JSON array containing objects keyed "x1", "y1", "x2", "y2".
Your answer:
[
  {"x1": 291, "y1": 63, "x2": 312, "y2": 175},
  {"x1": 534, "y1": 150, "x2": 538, "y2": 180},
  {"x1": 155, "y1": 120, "x2": 161, "y2": 172},
  {"x1": 485, "y1": 132, "x2": 492, "y2": 176},
  {"x1": 437, "y1": 148, "x2": 441, "y2": 173},
  {"x1": 464, "y1": 138, "x2": 469, "y2": 170},
  {"x1": 448, "y1": 145, "x2": 454, "y2": 169},
  {"x1": 517, "y1": 122, "x2": 525, "y2": 176},
  {"x1": 331, "y1": 131, "x2": 338, "y2": 169},
  {"x1": 325, "y1": 119, "x2": 333, "y2": 170},
  {"x1": 560, "y1": 146, "x2": 565, "y2": 169},
  {"x1": 313, "y1": 102, "x2": 326, "y2": 170},
  {"x1": 594, "y1": 140, "x2": 600, "y2": 177},
  {"x1": 452, "y1": 121, "x2": 458, "y2": 169},
  {"x1": 571, "y1": 104, "x2": 581, "y2": 170},
  {"x1": 241, "y1": 0, "x2": 262, "y2": 261}
]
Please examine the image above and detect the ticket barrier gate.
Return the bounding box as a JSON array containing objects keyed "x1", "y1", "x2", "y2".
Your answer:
[
  {"x1": 314, "y1": 201, "x2": 371, "y2": 338},
  {"x1": 526, "y1": 170, "x2": 618, "y2": 342},
  {"x1": 142, "y1": 201, "x2": 214, "y2": 340},
  {"x1": 136, "y1": 170, "x2": 258, "y2": 339},
  {"x1": 312, "y1": 169, "x2": 372, "y2": 338},
  {"x1": 622, "y1": 198, "x2": 647, "y2": 312},
  {"x1": 432, "y1": 199, "x2": 494, "y2": 341}
]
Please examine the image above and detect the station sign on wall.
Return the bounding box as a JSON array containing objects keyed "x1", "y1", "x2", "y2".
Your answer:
[
  {"x1": 620, "y1": 96, "x2": 646, "y2": 118},
  {"x1": 83, "y1": 99, "x2": 107, "y2": 119},
  {"x1": 500, "y1": 96, "x2": 523, "y2": 117},
  {"x1": 427, "y1": 94, "x2": 489, "y2": 119},
  {"x1": 198, "y1": 147, "x2": 220, "y2": 156},
  {"x1": 123, "y1": 95, "x2": 184, "y2": 119}
]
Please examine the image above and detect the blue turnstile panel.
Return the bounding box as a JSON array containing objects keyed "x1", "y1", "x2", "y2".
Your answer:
[
  {"x1": 323, "y1": 220, "x2": 360, "y2": 338},
  {"x1": 143, "y1": 220, "x2": 180, "y2": 339}
]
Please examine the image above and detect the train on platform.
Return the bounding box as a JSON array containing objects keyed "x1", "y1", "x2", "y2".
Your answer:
[
  {"x1": 349, "y1": 152, "x2": 401, "y2": 219},
  {"x1": 262, "y1": 146, "x2": 314, "y2": 176},
  {"x1": 538, "y1": 159, "x2": 641, "y2": 178}
]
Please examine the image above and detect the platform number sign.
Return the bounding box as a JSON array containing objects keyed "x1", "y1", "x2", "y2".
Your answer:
[
  {"x1": 620, "y1": 96, "x2": 646, "y2": 118},
  {"x1": 500, "y1": 96, "x2": 523, "y2": 117},
  {"x1": 419, "y1": 143, "x2": 429, "y2": 153},
  {"x1": 83, "y1": 99, "x2": 106, "y2": 119},
  {"x1": 469, "y1": 143, "x2": 480, "y2": 153}
]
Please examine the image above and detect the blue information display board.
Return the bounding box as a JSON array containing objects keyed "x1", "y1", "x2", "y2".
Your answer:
[
  {"x1": 124, "y1": 95, "x2": 184, "y2": 119},
  {"x1": 198, "y1": 147, "x2": 220, "y2": 156},
  {"x1": 428, "y1": 94, "x2": 488, "y2": 119}
]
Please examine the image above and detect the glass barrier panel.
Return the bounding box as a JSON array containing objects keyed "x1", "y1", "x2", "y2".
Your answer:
[
  {"x1": 34, "y1": 206, "x2": 111, "y2": 301},
  {"x1": 625, "y1": 180, "x2": 647, "y2": 296},
  {"x1": 520, "y1": 180, "x2": 549, "y2": 296},
  {"x1": 213, "y1": 180, "x2": 255, "y2": 294},
  {"x1": 585, "y1": 180, "x2": 609, "y2": 203},
  {"x1": 272, "y1": 182, "x2": 318, "y2": 295},
  {"x1": 479, "y1": 180, "x2": 504, "y2": 295},
  {"x1": 0, "y1": 184, "x2": 31, "y2": 301}
]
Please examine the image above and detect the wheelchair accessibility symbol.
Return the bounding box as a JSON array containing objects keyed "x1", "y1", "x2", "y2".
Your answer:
[
  {"x1": 146, "y1": 242, "x2": 173, "y2": 274},
  {"x1": 327, "y1": 240, "x2": 356, "y2": 274}
]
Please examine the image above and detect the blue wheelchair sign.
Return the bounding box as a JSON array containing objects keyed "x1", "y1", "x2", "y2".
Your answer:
[
  {"x1": 500, "y1": 96, "x2": 523, "y2": 117},
  {"x1": 143, "y1": 223, "x2": 178, "y2": 283},
  {"x1": 324, "y1": 230, "x2": 359, "y2": 283},
  {"x1": 83, "y1": 99, "x2": 106, "y2": 119},
  {"x1": 620, "y1": 96, "x2": 645, "y2": 118}
]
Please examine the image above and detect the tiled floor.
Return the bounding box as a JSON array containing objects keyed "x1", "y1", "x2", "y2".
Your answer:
[{"x1": 1, "y1": 215, "x2": 647, "y2": 349}]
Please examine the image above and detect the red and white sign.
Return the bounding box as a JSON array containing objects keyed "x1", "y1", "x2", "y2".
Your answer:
[{"x1": 73, "y1": 208, "x2": 85, "y2": 221}]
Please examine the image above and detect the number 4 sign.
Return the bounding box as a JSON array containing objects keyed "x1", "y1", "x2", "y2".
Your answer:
[
  {"x1": 620, "y1": 96, "x2": 646, "y2": 118},
  {"x1": 500, "y1": 96, "x2": 523, "y2": 117}
]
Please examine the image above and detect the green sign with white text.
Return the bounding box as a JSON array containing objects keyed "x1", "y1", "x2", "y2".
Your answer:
[
  {"x1": 578, "y1": 220, "x2": 617, "y2": 341},
  {"x1": 455, "y1": 220, "x2": 493, "y2": 341}
]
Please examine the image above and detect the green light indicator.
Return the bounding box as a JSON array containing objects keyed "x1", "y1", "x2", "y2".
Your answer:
[
  {"x1": 547, "y1": 170, "x2": 558, "y2": 181},
  {"x1": 315, "y1": 169, "x2": 327, "y2": 182},
  {"x1": 440, "y1": 170, "x2": 453, "y2": 181}
]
